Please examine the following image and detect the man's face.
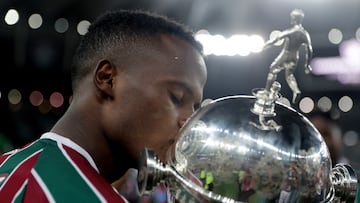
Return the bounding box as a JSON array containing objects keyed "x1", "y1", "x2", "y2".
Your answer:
[{"x1": 104, "y1": 34, "x2": 207, "y2": 163}]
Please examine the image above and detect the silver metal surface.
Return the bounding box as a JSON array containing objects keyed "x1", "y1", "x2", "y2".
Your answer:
[
  {"x1": 137, "y1": 8, "x2": 358, "y2": 203},
  {"x1": 262, "y1": 8, "x2": 313, "y2": 104},
  {"x1": 169, "y1": 95, "x2": 333, "y2": 202}
]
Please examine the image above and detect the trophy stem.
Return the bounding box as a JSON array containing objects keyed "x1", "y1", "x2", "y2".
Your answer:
[
  {"x1": 137, "y1": 148, "x2": 242, "y2": 203},
  {"x1": 137, "y1": 148, "x2": 172, "y2": 195}
]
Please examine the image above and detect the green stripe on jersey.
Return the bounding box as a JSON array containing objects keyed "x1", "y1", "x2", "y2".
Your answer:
[
  {"x1": 0, "y1": 141, "x2": 44, "y2": 175},
  {"x1": 0, "y1": 138, "x2": 105, "y2": 202},
  {"x1": 13, "y1": 188, "x2": 25, "y2": 203},
  {"x1": 34, "y1": 139, "x2": 101, "y2": 202}
]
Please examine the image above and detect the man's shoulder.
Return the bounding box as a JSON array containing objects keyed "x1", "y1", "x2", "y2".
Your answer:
[{"x1": 0, "y1": 138, "x2": 128, "y2": 203}]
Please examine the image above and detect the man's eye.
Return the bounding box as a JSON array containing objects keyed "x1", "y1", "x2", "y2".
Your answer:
[{"x1": 170, "y1": 92, "x2": 182, "y2": 105}]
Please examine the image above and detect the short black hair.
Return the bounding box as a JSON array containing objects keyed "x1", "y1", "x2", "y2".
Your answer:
[{"x1": 71, "y1": 9, "x2": 203, "y2": 91}]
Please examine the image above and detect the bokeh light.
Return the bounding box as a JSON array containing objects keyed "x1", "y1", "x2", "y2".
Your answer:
[
  {"x1": 328, "y1": 28, "x2": 343, "y2": 44},
  {"x1": 77, "y1": 20, "x2": 90, "y2": 35},
  {"x1": 54, "y1": 18, "x2": 69, "y2": 33},
  {"x1": 343, "y1": 130, "x2": 358, "y2": 147},
  {"x1": 29, "y1": 90, "x2": 44, "y2": 106},
  {"x1": 38, "y1": 99, "x2": 51, "y2": 114},
  {"x1": 356, "y1": 27, "x2": 360, "y2": 41},
  {"x1": 317, "y1": 96, "x2": 332, "y2": 112},
  {"x1": 8, "y1": 89, "x2": 22, "y2": 105},
  {"x1": 338, "y1": 96, "x2": 353, "y2": 112},
  {"x1": 269, "y1": 30, "x2": 284, "y2": 46},
  {"x1": 49, "y1": 92, "x2": 64, "y2": 108},
  {"x1": 4, "y1": 9, "x2": 19, "y2": 25},
  {"x1": 299, "y1": 97, "x2": 314, "y2": 113},
  {"x1": 28, "y1": 13, "x2": 43, "y2": 29}
]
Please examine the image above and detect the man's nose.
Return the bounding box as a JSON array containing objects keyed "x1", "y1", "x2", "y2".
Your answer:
[{"x1": 178, "y1": 108, "x2": 194, "y2": 128}]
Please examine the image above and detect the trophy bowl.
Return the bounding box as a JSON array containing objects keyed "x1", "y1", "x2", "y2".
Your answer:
[
  {"x1": 138, "y1": 95, "x2": 357, "y2": 203},
  {"x1": 171, "y1": 95, "x2": 331, "y2": 202}
]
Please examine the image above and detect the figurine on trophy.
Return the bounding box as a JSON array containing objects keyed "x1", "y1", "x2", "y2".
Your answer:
[
  {"x1": 251, "y1": 8, "x2": 314, "y2": 131},
  {"x1": 262, "y1": 8, "x2": 313, "y2": 104},
  {"x1": 250, "y1": 81, "x2": 282, "y2": 131}
]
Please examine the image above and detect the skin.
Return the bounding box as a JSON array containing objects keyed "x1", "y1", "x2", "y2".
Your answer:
[{"x1": 51, "y1": 34, "x2": 207, "y2": 184}]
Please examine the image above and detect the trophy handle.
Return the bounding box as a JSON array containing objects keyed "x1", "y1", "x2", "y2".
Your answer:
[{"x1": 324, "y1": 163, "x2": 358, "y2": 202}]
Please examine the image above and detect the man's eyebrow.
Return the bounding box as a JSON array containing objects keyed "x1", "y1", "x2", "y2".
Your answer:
[{"x1": 170, "y1": 81, "x2": 193, "y2": 96}]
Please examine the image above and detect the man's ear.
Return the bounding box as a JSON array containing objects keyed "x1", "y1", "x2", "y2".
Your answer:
[{"x1": 94, "y1": 59, "x2": 117, "y2": 99}]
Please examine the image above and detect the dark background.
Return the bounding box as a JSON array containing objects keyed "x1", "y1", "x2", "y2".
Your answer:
[{"x1": 1, "y1": 0, "x2": 359, "y2": 170}]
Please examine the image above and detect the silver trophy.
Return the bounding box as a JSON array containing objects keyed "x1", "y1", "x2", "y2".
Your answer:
[{"x1": 137, "y1": 9, "x2": 358, "y2": 203}]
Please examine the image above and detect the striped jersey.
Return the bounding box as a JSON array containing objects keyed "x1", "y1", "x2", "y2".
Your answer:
[{"x1": 0, "y1": 132, "x2": 128, "y2": 203}]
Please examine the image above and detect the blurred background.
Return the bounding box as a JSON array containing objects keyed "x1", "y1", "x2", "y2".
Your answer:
[{"x1": 0, "y1": 0, "x2": 359, "y2": 171}]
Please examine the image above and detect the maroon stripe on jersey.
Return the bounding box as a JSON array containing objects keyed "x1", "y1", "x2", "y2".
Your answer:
[
  {"x1": 62, "y1": 145, "x2": 126, "y2": 203},
  {"x1": 0, "y1": 150, "x2": 41, "y2": 202},
  {"x1": 23, "y1": 172, "x2": 50, "y2": 203},
  {"x1": 0, "y1": 141, "x2": 37, "y2": 166},
  {"x1": 0, "y1": 153, "x2": 12, "y2": 166}
]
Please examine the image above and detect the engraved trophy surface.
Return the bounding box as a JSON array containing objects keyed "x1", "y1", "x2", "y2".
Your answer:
[{"x1": 137, "y1": 9, "x2": 358, "y2": 203}]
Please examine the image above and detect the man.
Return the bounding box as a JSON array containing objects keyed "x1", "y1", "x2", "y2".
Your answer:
[
  {"x1": 0, "y1": 9, "x2": 207, "y2": 202},
  {"x1": 263, "y1": 9, "x2": 313, "y2": 103}
]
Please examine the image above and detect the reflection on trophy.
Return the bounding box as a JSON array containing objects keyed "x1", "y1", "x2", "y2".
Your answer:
[{"x1": 137, "y1": 9, "x2": 358, "y2": 203}]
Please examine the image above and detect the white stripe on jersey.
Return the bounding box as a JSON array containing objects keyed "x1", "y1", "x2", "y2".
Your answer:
[
  {"x1": 58, "y1": 142, "x2": 107, "y2": 202},
  {"x1": 31, "y1": 169, "x2": 56, "y2": 203},
  {"x1": 11, "y1": 179, "x2": 28, "y2": 203},
  {"x1": 0, "y1": 175, "x2": 6, "y2": 184},
  {"x1": 0, "y1": 141, "x2": 38, "y2": 168},
  {"x1": 0, "y1": 149, "x2": 43, "y2": 191},
  {"x1": 41, "y1": 132, "x2": 99, "y2": 172}
]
